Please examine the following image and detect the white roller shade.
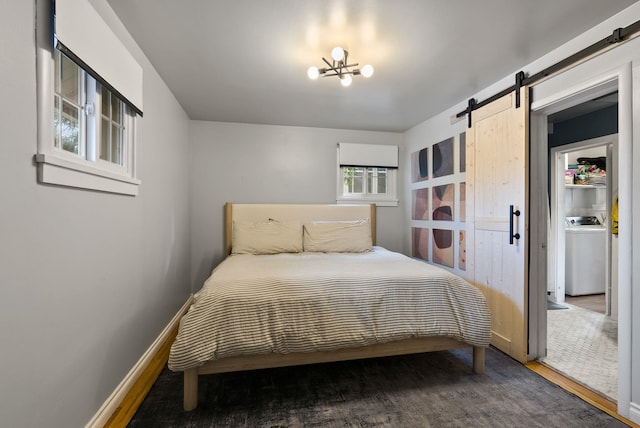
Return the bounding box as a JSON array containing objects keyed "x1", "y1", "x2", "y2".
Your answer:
[
  {"x1": 55, "y1": 0, "x2": 143, "y2": 115},
  {"x1": 338, "y1": 143, "x2": 398, "y2": 168}
]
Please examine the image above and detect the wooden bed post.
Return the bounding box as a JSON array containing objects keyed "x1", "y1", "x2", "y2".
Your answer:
[
  {"x1": 369, "y1": 203, "x2": 376, "y2": 245},
  {"x1": 224, "y1": 203, "x2": 233, "y2": 255},
  {"x1": 184, "y1": 369, "x2": 198, "y2": 411},
  {"x1": 473, "y1": 346, "x2": 485, "y2": 374}
]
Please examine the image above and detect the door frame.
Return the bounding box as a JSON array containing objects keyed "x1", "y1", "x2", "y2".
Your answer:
[
  {"x1": 528, "y1": 64, "x2": 632, "y2": 415},
  {"x1": 550, "y1": 135, "x2": 616, "y2": 308}
]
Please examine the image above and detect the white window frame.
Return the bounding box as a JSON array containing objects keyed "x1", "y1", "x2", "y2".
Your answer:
[
  {"x1": 336, "y1": 164, "x2": 398, "y2": 207},
  {"x1": 35, "y1": 0, "x2": 141, "y2": 196}
]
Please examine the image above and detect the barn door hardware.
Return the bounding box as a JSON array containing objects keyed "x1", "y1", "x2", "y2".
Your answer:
[
  {"x1": 456, "y1": 18, "x2": 640, "y2": 128},
  {"x1": 466, "y1": 98, "x2": 476, "y2": 127},
  {"x1": 509, "y1": 205, "x2": 521, "y2": 245},
  {"x1": 515, "y1": 71, "x2": 526, "y2": 108}
]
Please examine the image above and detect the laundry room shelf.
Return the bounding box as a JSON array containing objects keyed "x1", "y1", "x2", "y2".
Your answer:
[{"x1": 566, "y1": 184, "x2": 605, "y2": 189}]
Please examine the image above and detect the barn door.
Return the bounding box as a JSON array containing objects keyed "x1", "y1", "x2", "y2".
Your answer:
[{"x1": 466, "y1": 87, "x2": 529, "y2": 363}]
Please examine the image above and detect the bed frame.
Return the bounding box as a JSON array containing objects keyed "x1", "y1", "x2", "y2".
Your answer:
[{"x1": 181, "y1": 203, "x2": 485, "y2": 411}]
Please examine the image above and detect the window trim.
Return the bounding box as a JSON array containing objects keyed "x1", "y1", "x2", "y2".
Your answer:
[{"x1": 35, "y1": 0, "x2": 140, "y2": 196}]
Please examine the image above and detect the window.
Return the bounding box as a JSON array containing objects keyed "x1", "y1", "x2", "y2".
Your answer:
[
  {"x1": 336, "y1": 143, "x2": 399, "y2": 207},
  {"x1": 53, "y1": 49, "x2": 132, "y2": 168},
  {"x1": 35, "y1": 0, "x2": 143, "y2": 195},
  {"x1": 343, "y1": 167, "x2": 387, "y2": 195},
  {"x1": 338, "y1": 166, "x2": 398, "y2": 206}
]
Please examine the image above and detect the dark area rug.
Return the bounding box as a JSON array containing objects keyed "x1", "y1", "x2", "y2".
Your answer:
[{"x1": 128, "y1": 347, "x2": 627, "y2": 427}]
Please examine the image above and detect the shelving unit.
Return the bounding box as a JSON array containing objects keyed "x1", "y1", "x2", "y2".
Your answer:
[{"x1": 566, "y1": 184, "x2": 605, "y2": 189}]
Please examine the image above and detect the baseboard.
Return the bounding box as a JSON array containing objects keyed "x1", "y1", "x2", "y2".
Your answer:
[
  {"x1": 630, "y1": 402, "x2": 640, "y2": 424},
  {"x1": 85, "y1": 295, "x2": 193, "y2": 428},
  {"x1": 526, "y1": 361, "x2": 640, "y2": 428}
]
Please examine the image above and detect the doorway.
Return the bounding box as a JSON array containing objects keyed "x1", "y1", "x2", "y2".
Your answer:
[
  {"x1": 528, "y1": 75, "x2": 625, "y2": 405},
  {"x1": 545, "y1": 126, "x2": 618, "y2": 400}
]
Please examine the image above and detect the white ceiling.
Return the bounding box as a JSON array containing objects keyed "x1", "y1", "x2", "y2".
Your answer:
[{"x1": 106, "y1": 0, "x2": 636, "y2": 132}]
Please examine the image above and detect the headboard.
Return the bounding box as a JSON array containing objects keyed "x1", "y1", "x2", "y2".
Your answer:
[{"x1": 224, "y1": 203, "x2": 376, "y2": 255}]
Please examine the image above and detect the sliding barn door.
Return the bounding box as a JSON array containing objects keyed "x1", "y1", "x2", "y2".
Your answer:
[{"x1": 466, "y1": 87, "x2": 529, "y2": 363}]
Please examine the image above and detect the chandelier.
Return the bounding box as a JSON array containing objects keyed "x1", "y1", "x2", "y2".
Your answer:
[{"x1": 307, "y1": 47, "x2": 374, "y2": 87}]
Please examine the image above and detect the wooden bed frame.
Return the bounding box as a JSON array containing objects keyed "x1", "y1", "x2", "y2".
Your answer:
[{"x1": 181, "y1": 203, "x2": 486, "y2": 411}]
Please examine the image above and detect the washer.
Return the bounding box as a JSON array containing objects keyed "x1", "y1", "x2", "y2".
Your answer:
[{"x1": 565, "y1": 216, "x2": 606, "y2": 296}]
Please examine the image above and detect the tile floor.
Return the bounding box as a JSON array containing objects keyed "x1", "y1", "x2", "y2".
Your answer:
[{"x1": 544, "y1": 295, "x2": 618, "y2": 400}]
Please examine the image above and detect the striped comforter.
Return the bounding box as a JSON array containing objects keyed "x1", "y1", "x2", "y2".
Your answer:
[{"x1": 168, "y1": 247, "x2": 491, "y2": 372}]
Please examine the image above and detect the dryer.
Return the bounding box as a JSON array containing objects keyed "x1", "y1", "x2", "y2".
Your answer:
[{"x1": 565, "y1": 216, "x2": 606, "y2": 296}]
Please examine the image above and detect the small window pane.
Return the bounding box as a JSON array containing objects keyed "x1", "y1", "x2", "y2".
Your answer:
[
  {"x1": 112, "y1": 97, "x2": 122, "y2": 124},
  {"x1": 111, "y1": 124, "x2": 123, "y2": 165},
  {"x1": 60, "y1": 101, "x2": 79, "y2": 154},
  {"x1": 368, "y1": 168, "x2": 387, "y2": 194},
  {"x1": 343, "y1": 167, "x2": 365, "y2": 194},
  {"x1": 54, "y1": 51, "x2": 60, "y2": 93},
  {"x1": 54, "y1": 95, "x2": 60, "y2": 149},
  {"x1": 101, "y1": 118, "x2": 110, "y2": 161},
  {"x1": 101, "y1": 86, "x2": 110, "y2": 116},
  {"x1": 60, "y1": 55, "x2": 79, "y2": 103}
]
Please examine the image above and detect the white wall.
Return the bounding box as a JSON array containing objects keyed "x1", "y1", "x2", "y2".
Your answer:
[
  {"x1": 189, "y1": 121, "x2": 403, "y2": 289},
  {"x1": 0, "y1": 1, "x2": 192, "y2": 427},
  {"x1": 402, "y1": 3, "x2": 640, "y2": 422}
]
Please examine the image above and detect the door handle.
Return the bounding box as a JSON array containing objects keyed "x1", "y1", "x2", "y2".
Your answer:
[{"x1": 509, "y1": 205, "x2": 521, "y2": 245}]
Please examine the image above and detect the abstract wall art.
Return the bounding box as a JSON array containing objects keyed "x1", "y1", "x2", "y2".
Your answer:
[
  {"x1": 412, "y1": 188, "x2": 429, "y2": 220},
  {"x1": 432, "y1": 228, "x2": 454, "y2": 267},
  {"x1": 411, "y1": 147, "x2": 429, "y2": 182},
  {"x1": 412, "y1": 227, "x2": 429, "y2": 261},
  {"x1": 459, "y1": 230, "x2": 466, "y2": 270},
  {"x1": 432, "y1": 137, "x2": 454, "y2": 178},
  {"x1": 432, "y1": 184, "x2": 454, "y2": 221},
  {"x1": 459, "y1": 132, "x2": 466, "y2": 173},
  {"x1": 409, "y1": 133, "x2": 465, "y2": 274},
  {"x1": 459, "y1": 182, "x2": 466, "y2": 222}
]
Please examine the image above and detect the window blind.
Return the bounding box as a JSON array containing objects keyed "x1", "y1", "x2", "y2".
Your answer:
[
  {"x1": 54, "y1": 0, "x2": 143, "y2": 115},
  {"x1": 338, "y1": 143, "x2": 398, "y2": 168}
]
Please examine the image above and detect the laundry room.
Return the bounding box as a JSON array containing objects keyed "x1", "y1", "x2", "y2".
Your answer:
[
  {"x1": 563, "y1": 146, "x2": 608, "y2": 300},
  {"x1": 545, "y1": 92, "x2": 619, "y2": 317}
]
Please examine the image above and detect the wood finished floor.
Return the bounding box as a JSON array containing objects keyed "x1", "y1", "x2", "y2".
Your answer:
[
  {"x1": 564, "y1": 293, "x2": 606, "y2": 314},
  {"x1": 526, "y1": 362, "x2": 638, "y2": 428}
]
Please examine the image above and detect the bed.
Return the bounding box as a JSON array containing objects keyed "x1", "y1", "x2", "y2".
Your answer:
[{"x1": 169, "y1": 203, "x2": 491, "y2": 411}]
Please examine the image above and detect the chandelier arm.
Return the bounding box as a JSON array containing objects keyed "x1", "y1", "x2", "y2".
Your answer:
[
  {"x1": 310, "y1": 49, "x2": 369, "y2": 84},
  {"x1": 321, "y1": 70, "x2": 359, "y2": 77},
  {"x1": 319, "y1": 57, "x2": 361, "y2": 76}
]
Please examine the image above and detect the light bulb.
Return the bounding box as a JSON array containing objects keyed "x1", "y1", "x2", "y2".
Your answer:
[
  {"x1": 340, "y1": 74, "x2": 352, "y2": 87},
  {"x1": 361, "y1": 64, "x2": 374, "y2": 78},
  {"x1": 307, "y1": 66, "x2": 320, "y2": 80},
  {"x1": 331, "y1": 46, "x2": 345, "y2": 62}
]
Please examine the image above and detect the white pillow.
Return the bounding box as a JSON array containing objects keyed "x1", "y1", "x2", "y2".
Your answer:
[
  {"x1": 303, "y1": 219, "x2": 372, "y2": 253},
  {"x1": 232, "y1": 220, "x2": 303, "y2": 255}
]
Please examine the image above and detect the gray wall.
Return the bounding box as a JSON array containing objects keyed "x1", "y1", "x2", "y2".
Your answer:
[
  {"x1": 189, "y1": 121, "x2": 404, "y2": 289},
  {"x1": 0, "y1": 1, "x2": 192, "y2": 427}
]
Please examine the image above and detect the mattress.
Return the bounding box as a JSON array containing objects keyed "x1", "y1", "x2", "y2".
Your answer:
[{"x1": 169, "y1": 246, "x2": 491, "y2": 371}]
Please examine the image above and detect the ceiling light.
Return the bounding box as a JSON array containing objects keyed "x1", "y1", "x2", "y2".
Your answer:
[
  {"x1": 307, "y1": 66, "x2": 320, "y2": 80},
  {"x1": 331, "y1": 46, "x2": 345, "y2": 61},
  {"x1": 308, "y1": 47, "x2": 373, "y2": 87},
  {"x1": 360, "y1": 64, "x2": 374, "y2": 78}
]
